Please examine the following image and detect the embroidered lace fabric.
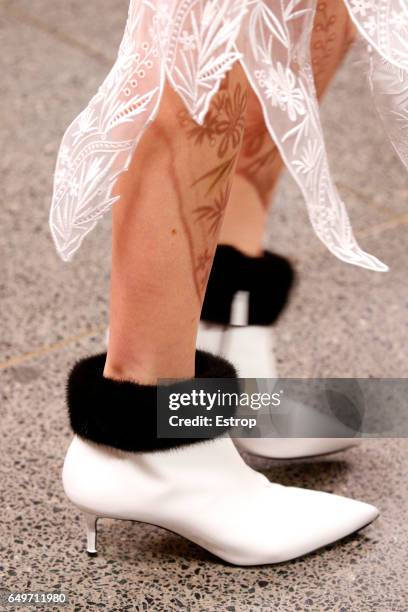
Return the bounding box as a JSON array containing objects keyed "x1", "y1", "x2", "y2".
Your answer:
[{"x1": 50, "y1": 0, "x2": 408, "y2": 270}]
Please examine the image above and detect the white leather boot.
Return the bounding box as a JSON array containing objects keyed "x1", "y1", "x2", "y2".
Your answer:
[
  {"x1": 199, "y1": 247, "x2": 359, "y2": 460},
  {"x1": 63, "y1": 435, "x2": 378, "y2": 565},
  {"x1": 63, "y1": 352, "x2": 378, "y2": 565},
  {"x1": 198, "y1": 292, "x2": 278, "y2": 378}
]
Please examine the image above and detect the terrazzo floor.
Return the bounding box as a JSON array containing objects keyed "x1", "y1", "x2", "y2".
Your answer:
[{"x1": 1, "y1": 1, "x2": 407, "y2": 611}]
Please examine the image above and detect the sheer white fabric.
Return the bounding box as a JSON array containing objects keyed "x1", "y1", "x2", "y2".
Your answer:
[
  {"x1": 345, "y1": 0, "x2": 408, "y2": 174},
  {"x1": 50, "y1": 1, "x2": 408, "y2": 270}
]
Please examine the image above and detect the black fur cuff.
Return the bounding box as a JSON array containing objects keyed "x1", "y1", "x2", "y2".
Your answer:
[
  {"x1": 67, "y1": 351, "x2": 238, "y2": 453},
  {"x1": 201, "y1": 245, "x2": 295, "y2": 326}
]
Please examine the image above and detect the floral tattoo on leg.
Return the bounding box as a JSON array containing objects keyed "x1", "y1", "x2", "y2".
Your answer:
[{"x1": 177, "y1": 78, "x2": 248, "y2": 300}]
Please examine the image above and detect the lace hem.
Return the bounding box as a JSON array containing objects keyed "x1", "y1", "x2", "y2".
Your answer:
[{"x1": 50, "y1": 0, "x2": 407, "y2": 271}]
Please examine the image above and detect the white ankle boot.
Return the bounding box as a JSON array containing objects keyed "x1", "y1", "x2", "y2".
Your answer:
[
  {"x1": 63, "y1": 351, "x2": 378, "y2": 565},
  {"x1": 198, "y1": 291, "x2": 359, "y2": 460},
  {"x1": 63, "y1": 434, "x2": 378, "y2": 565}
]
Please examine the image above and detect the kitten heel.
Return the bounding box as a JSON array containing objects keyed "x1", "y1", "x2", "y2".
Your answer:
[{"x1": 84, "y1": 512, "x2": 98, "y2": 557}]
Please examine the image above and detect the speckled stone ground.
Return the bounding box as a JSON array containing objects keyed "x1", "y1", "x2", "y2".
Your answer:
[{"x1": 1, "y1": 2, "x2": 408, "y2": 611}]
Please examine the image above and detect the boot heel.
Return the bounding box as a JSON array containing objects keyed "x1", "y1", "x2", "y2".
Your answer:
[{"x1": 84, "y1": 512, "x2": 98, "y2": 556}]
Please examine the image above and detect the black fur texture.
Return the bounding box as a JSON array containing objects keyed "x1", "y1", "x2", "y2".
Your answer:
[
  {"x1": 67, "y1": 351, "x2": 238, "y2": 453},
  {"x1": 201, "y1": 245, "x2": 295, "y2": 326}
]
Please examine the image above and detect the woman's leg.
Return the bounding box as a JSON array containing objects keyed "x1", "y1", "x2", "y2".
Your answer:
[
  {"x1": 104, "y1": 2, "x2": 356, "y2": 382},
  {"x1": 104, "y1": 63, "x2": 248, "y2": 384},
  {"x1": 219, "y1": 0, "x2": 357, "y2": 255},
  {"x1": 63, "y1": 23, "x2": 379, "y2": 562}
]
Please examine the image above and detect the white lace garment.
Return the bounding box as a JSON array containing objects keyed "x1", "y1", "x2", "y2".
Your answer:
[{"x1": 50, "y1": 0, "x2": 408, "y2": 271}]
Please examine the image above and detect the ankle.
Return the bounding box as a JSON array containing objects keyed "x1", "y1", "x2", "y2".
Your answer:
[
  {"x1": 103, "y1": 359, "x2": 157, "y2": 385},
  {"x1": 103, "y1": 348, "x2": 195, "y2": 385},
  {"x1": 219, "y1": 174, "x2": 267, "y2": 256}
]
